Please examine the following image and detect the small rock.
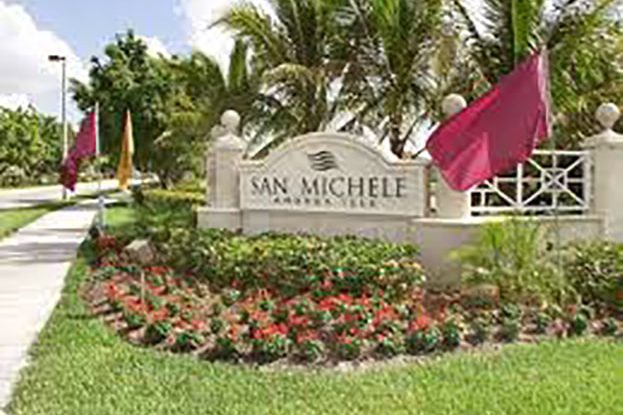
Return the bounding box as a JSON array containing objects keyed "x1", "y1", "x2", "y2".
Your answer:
[{"x1": 124, "y1": 239, "x2": 156, "y2": 266}]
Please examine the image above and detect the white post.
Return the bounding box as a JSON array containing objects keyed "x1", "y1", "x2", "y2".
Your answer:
[
  {"x1": 61, "y1": 58, "x2": 68, "y2": 200},
  {"x1": 435, "y1": 94, "x2": 471, "y2": 219},
  {"x1": 198, "y1": 110, "x2": 246, "y2": 230},
  {"x1": 585, "y1": 103, "x2": 623, "y2": 241}
]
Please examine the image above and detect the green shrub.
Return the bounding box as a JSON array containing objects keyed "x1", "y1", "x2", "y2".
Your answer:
[
  {"x1": 405, "y1": 327, "x2": 441, "y2": 354},
  {"x1": 498, "y1": 318, "x2": 521, "y2": 342},
  {"x1": 453, "y1": 219, "x2": 570, "y2": 305},
  {"x1": 159, "y1": 229, "x2": 425, "y2": 299},
  {"x1": 142, "y1": 188, "x2": 205, "y2": 207},
  {"x1": 467, "y1": 318, "x2": 490, "y2": 345},
  {"x1": 144, "y1": 321, "x2": 172, "y2": 344},
  {"x1": 251, "y1": 335, "x2": 291, "y2": 363},
  {"x1": 563, "y1": 241, "x2": 623, "y2": 309},
  {"x1": 130, "y1": 189, "x2": 198, "y2": 242},
  {"x1": 534, "y1": 312, "x2": 552, "y2": 334},
  {"x1": 440, "y1": 320, "x2": 462, "y2": 350},
  {"x1": 601, "y1": 318, "x2": 618, "y2": 336},
  {"x1": 567, "y1": 313, "x2": 589, "y2": 337},
  {"x1": 297, "y1": 339, "x2": 325, "y2": 362}
]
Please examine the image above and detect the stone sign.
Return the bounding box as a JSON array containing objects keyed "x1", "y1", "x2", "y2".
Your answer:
[{"x1": 240, "y1": 133, "x2": 428, "y2": 217}]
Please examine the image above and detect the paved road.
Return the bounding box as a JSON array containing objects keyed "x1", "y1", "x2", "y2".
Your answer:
[
  {"x1": 0, "y1": 180, "x2": 118, "y2": 210},
  {"x1": 0, "y1": 202, "x2": 97, "y2": 409}
]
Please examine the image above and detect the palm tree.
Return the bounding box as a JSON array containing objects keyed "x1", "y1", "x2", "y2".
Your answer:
[
  {"x1": 171, "y1": 39, "x2": 260, "y2": 135},
  {"x1": 152, "y1": 40, "x2": 261, "y2": 187},
  {"x1": 336, "y1": 0, "x2": 444, "y2": 156},
  {"x1": 217, "y1": 0, "x2": 346, "y2": 149},
  {"x1": 450, "y1": 0, "x2": 623, "y2": 147}
]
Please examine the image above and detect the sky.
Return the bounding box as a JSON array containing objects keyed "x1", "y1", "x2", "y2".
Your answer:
[{"x1": 0, "y1": 0, "x2": 268, "y2": 121}]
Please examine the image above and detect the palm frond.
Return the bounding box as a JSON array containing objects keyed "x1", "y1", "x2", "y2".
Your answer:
[
  {"x1": 216, "y1": 4, "x2": 289, "y2": 66},
  {"x1": 228, "y1": 40, "x2": 250, "y2": 92}
]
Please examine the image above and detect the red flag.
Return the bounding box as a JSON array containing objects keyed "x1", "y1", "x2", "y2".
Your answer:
[
  {"x1": 426, "y1": 52, "x2": 551, "y2": 191},
  {"x1": 60, "y1": 110, "x2": 97, "y2": 191}
]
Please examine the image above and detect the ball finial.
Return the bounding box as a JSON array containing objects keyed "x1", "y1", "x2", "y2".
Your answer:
[
  {"x1": 596, "y1": 103, "x2": 620, "y2": 130},
  {"x1": 221, "y1": 110, "x2": 241, "y2": 133},
  {"x1": 442, "y1": 94, "x2": 467, "y2": 118}
]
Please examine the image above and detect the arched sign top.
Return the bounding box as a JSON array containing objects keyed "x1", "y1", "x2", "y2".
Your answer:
[
  {"x1": 248, "y1": 132, "x2": 424, "y2": 171},
  {"x1": 240, "y1": 132, "x2": 427, "y2": 216}
]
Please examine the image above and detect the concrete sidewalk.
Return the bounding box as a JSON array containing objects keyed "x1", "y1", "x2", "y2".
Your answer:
[{"x1": 0, "y1": 202, "x2": 97, "y2": 410}]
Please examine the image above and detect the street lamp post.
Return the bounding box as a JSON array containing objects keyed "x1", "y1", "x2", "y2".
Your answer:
[{"x1": 48, "y1": 54, "x2": 68, "y2": 200}]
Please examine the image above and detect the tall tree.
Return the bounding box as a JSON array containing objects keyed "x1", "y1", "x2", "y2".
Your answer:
[
  {"x1": 217, "y1": 0, "x2": 347, "y2": 150},
  {"x1": 336, "y1": 0, "x2": 444, "y2": 156},
  {"x1": 151, "y1": 40, "x2": 261, "y2": 187},
  {"x1": 71, "y1": 30, "x2": 176, "y2": 170},
  {"x1": 450, "y1": 0, "x2": 623, "y2": 147},
  {"x1": 171, "y1": 40, "x2": 260, "y2": 136},
  {"x1": 0, "y1": 107, "x2": 64, "y2": 186}
]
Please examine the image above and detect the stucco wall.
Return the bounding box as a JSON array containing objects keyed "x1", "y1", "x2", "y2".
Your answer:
[{"x1": 410, "y1": 216, "x2": 605, "y2": 287}]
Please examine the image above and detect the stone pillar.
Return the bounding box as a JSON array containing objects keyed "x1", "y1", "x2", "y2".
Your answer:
[
  {"x1": 197, "y1": 110, "x2": 246, "y2": 230},
  {"x1": 585, "y1": 103, "x2": 623, "y2": 241},
  {"x1": 435, "y1": 94, "x2": 471, "y2": 219}
]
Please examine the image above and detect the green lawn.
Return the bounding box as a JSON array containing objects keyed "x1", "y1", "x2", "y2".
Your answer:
[
  {"x1": 6, "y1": 206, "x2": 623, "y2": 415},
  {"x1": 0, "y1": 202, "x2": 70, "y2": 240}
]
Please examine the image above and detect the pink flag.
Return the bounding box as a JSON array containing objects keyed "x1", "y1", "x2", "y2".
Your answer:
[
  {"x1": 60, "y1": 110, "x2": 97, "y2": 191},
  {"x1": 426, "y1": 52, "x2": 551, "y2": 191}
]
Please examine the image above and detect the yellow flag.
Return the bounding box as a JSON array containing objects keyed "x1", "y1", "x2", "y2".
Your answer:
[{"x1": 117, "y1": 110, "x2": 134, "y2": 191}]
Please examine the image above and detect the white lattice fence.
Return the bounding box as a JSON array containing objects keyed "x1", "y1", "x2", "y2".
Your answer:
[{"x1": 470, "y1": 150, "x2": 592, "y2": 215}]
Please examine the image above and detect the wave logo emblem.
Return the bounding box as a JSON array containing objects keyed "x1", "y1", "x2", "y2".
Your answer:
[{"x1": 307, "y1": 151, "x2": 339, "y2": 172}]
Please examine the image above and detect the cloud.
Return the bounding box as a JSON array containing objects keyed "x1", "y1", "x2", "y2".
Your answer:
[
  {"x1": 177, "y1": 0, "x2": 270, "y2": 69},
  {"x1": 0, "y1": 1, "x2": 86, "y2": 115},
  {"x1": 0, "y1": 93, "x2": 30, "y2": 110},
  {"x1": 140, "y1": 35, "x2": 171, "y2": 59}
]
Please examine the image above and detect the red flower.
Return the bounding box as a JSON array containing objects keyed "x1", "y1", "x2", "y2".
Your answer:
[
  {"x1": 296, "y1": 330, "x2": 319, "y2": 344},
  {"x1": 124, "y1": 300, "x2": 148, "y2": 316},
  {"x1": 318, "y1": 297, "x2": 337, "y2": 312},
  {"x1": 252, "y1": 323, "x2": 288, "y2": 340},
  {"x1": 228, "y1": 325, "x2": 240, "y2": 341},
  {"x1": 357, "y1": 296, "x2": 372, "y2": 308},
  {"x1": 289, "y1": 314, "x2": 310, "y2": 327},
  {"x1": 148, "y1": 266, "x2": 169, "y2": 276},
  {"x1": 148, "y1": 308, "x2": 169, "y2": 323},
  {"x1": 191, "y1": 319, "x2": 205, "y2": 331},
  {"x1": 250, "y1": 310, "x2": 269, "y2": 323},
  {"x1": 105, "y1": 282, "x2": 123, "y2": 300},
  {"x1": 337, "y1": 334, "x2": 353, "y2": 345},
  {"x1": 410, "y1": 314, "x2": 432, "y2": 332},
  {"x1": 372, "y1": 305, "x2": 397, "y2": 327},
  {"x1": 337, "y1": 293, "x2": 353, "y2": 305}
]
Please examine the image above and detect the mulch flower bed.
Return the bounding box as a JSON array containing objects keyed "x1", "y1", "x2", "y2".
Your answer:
[{"x1": 85, "y1": 234, "x2": 623, "y2": 368}]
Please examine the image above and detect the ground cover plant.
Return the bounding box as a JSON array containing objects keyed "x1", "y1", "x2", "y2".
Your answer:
[
  {"x1": 82, "y1": 201, "x2": 622, "y2": 367},
  {"x1": 7, "y1": 204, "x2": 623, "y2": 415}
]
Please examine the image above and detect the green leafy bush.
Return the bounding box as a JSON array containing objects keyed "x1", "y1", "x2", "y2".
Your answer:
[
  {"x1": 453, "y1": 219, "x2": 569, "y2": 305},
  {"x1": 0, "y1": 107, "x2": 63, "y2": 187},
  {"x1": 142, "y1": 188, "x2": 205, "y2": 207},
  {"x1": 498, "y1": 318, "x2": 521, "y2": 342},
  {"x1": 405, "y1": 327, "x2": 441, "y2": 355},
  {"x1": 130, "y1": 188, "x2": 198, "y2": 242},
  {"x1": 159, "y1": 228, "x2": 425, "y2": 299},
  {"x1": 563, "y1": 241, "x2": 623, "y2": 309}
]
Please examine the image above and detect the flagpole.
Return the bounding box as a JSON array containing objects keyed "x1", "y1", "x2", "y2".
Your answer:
[{"x1": 95, "y1": 102, "x2": 105, "y2": 230}]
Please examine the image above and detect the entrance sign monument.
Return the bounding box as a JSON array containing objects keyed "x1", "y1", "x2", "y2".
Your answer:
[{"x1": 199, "y1": 103, "x2": 622, "y2": 284}]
